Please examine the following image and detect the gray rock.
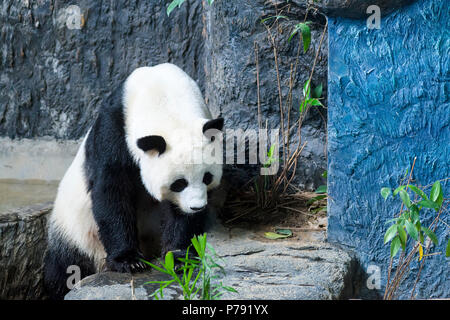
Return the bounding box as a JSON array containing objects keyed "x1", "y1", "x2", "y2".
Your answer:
[
  {"x1": 65, "y1": 224, "x2": 357, "y2": 300},
  {"x1": 0, "y1": 203, "x2": 52, "y2": 299},
  {"x1": 65, "y1": 271, "x2": 184, "y2": 300}
]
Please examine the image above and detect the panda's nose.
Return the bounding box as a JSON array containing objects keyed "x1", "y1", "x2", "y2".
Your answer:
[{"x1": 190, "y1": 205, "x2": 206, "y2": 212}]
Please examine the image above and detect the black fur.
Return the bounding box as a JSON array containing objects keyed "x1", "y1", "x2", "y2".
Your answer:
[
  {"x1": 44, "y1": 85, "x2": 208, "y2": 299},
  {"x1": 202, "y1": 118, "x2": 224, "y2": 133},
  {"x1": 137, "y1": 135, "x2": 166, "y2": 154},
  {"x1": 160, "y1": 203, "x2": 208, "y2": 257},
  {"x1": 43, "y1": 232, "x2": 96, "y2": 300}
]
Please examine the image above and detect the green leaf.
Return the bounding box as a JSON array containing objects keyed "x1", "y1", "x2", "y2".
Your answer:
[
  {"x1": 222, "y1": 286, "x2": 238, "y2": 293},
  {"x1": 380, "y1": 187, "x2": 392, "y2": 201},
  {"x1": 321, "y1": 170, "x2": 327, "y2": 178},
  {"x1": 299, "y1": 22, "x2": 311, "y2": 52},
  {"x1": 264, "y1": 232, "x2": 290, "y2": 240},
  {"x1": 140, "y1": 259, "x2": 170, "y2": 275},
  {"x1": 311, "y1": 206, "x2": 327, "y2": 213},
  {"x1": 410, "y1": 205, "x2": 420, "y2": 223},
  {"x1": 306, "y1": 194, "x2": 327, "y2": 205},
  {"x1": 310, "y1": 98, "x2": 323, "y2": 106},
  {"x1": 408, "y1": 185, "x2": 428, "y2": 200},
  {"x1": 303, "y1": 80, "x2": 311, "y2": 99},
  {"x1": 167, "y1": 0, "x2": 186, "y2": 16},
  {"x1": 275, "y1": 229, "x2": 293, "y2": 237},
  {"x1": 289, "y1": 22, "x2": 311, "y2": 52},
  {"x1": 399, "y1": 189, "x2": 411, "y2": 208},
  {"x1": 267, "y1": 144, "x2": 275, "y2": 158},
  {"x1": 315, "y1": 185, "x2": 327, "y2": 194},
  {"x1": 404, "y1": 220, "x2": 418, "y2": 241},
  {"x1": 391, "y1": 237, "x2": 401, "y2": 257},
  {"x1": 312, "y1": 83, "x2": 323, "y2": 98},
  {"x1": 260, "y1": 15, "x2": 288, "y2": 24},
  {"x1": 418, "y1": 199, "x2": 440, "y2": 211},
  {"x1": 430, "y1": 181, "x2": 441, "y2": 202},
  {"x1": 191, "y1": 236, "x2": 201, "y2": 256},
  {"x1": 397, "y1": 225, "x2": 407, "y2": 250},
  {"x1": 299, "y1": 100, "x2": 307, "y2": 113},
  {"x1": 393, "y1": 185, "x2": 406, "y2": 196},
  {"x1": 446, "y1": 238, "x2": 450, "y2": 257},
  {"x1": 165, "y1": 251, "x2": 174, "y2": 271},
  {"x1": 384, "y1": 224, "x2": 398, "y2": 244},
  {"x1": 421, "y1": 227, "x2": 438, "y2": 245}
]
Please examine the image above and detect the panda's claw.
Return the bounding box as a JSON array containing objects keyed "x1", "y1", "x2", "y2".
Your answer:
[{"x1": 106, "y1": 251, "x2": 148, "y2": 273}]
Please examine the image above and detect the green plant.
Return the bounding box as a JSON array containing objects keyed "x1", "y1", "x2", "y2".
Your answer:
[
  {"x1": 167, "y1": 0, "x2": 214, "y2": 16},
  {"x1": 141, "y1": 233, "x2": 237, "y2": 300},
  {"x1": 288, "y1": 21, "x2": 311, "y2": 53},
  {"x1": 380, "y1": 159, "x2": 449, "y2": 299},
  {"x1": 381, "y1": 181, "x2": 445, "y2": 259},
  {"x1": 307, "y1": 170, "x2": 327, "y2": 213},
  {"x1": 224, "y1": 2, "x2": 328, "y2": 223}
]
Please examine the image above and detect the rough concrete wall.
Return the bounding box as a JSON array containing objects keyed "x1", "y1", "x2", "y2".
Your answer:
[
  {"x1": 1, "y1": 0, "x2": 329, "y2": 190},
  {"x1": 327, "y1": 0, "x2": 449, "y2": 298},
  {"x1": 0, "y1": 0, "x2": 205, "y2": 139},
  {"x1": 0, "y1": 204, "x2": 51, "y2": 299},
  {"x1": 0, "y1": 137, "x2": 80, "y2": 180},
  {"x1": 205, "y1": 0, "x2": 328, "y2": 190}
]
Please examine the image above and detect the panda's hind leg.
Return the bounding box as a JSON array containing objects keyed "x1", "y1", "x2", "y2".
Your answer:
[{"x1": 43, "y1": 231, "x2": 96, "y2": 300}]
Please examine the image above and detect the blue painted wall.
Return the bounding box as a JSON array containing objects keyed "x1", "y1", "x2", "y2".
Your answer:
[{"x1": 327, "y1": 0, "x2": 449, "y2": 298}]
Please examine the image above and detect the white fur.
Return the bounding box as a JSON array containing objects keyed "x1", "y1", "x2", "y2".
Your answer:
[
  {"x1": 123, "y1": 63, "x2": 222, "y2": 214},
  {"x1": 50, "y1": 134, "x2": 106, "y2": 269}
]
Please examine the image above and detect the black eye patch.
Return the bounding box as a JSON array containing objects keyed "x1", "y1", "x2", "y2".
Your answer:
[
  {"x1": 170, "y1": 178, "x2": 188, "y2": 192},
  {"x1": 203, "y1": 172, "x2": 213, "y2": 185}
]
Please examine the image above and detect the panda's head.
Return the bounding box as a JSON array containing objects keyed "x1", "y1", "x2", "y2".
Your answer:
[{"x1": 135, "y1": 118, "x2": 224, "y2": 215}]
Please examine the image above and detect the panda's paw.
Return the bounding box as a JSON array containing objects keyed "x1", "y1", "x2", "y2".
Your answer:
[{"x1": 106, "y1": 251, "x2": 148, "y2": 273}]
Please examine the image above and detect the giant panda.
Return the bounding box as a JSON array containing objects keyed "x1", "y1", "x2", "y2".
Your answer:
[{"x1": 43, "y1": 63, "x2": 224, "y2": 300}]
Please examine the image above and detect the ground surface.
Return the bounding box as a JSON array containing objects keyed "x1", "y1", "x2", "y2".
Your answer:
[{"x1": 65, "y1": 222, "x2": 357, "y2": 300}]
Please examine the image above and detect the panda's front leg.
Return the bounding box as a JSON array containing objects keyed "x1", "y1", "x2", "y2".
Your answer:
[
  {"x1": 91, "y1": 166, "x2": 147, "y2": 273},
  {"x1": 160, "y1": 204, "x2": 208, "y2": 260}
]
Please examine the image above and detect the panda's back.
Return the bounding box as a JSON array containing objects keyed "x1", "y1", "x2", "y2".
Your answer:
[{"x1": 123, "y1": 63, "x2": 211, "y2": 123}]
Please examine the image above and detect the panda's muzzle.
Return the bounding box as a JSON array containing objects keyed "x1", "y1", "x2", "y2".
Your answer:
[{"x1": 190, "y1": 205, "x2": 206, "y2": 212}]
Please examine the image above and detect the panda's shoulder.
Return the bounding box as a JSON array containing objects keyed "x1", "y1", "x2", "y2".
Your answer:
[{"x1": 85, "y1": 85, "x2": 133, "y2": 165}]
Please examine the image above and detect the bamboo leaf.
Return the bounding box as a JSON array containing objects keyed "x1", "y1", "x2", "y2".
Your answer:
[
  {"x1": 384, "y1": 224, "x2": 398, "y2": 244},
  {"x1": 380, "y1": 187, "x2": 391, "y2": 201},
  {"x1": 167, "y1": 0, "x2": 186, "y2": 16},
  {"x1": 393, "y1": 185, "x2": 406, "y2": 196},
  {"x1": 418, "y1": 199, "x2": 440, "y2": 211},
  {"x1": 405, "y1": 220, "x2": 418, "y2": 241},
  {"x1": 399, "y1": 189, "x2": 411, "y2": 208},
  {"x1": 391, "y1": 237, "x2": 401, "y2": 257},
  {"x1": 430, "y1": 181, "x2": 441, "y2": 202},
  {"x1": 408, "y1": 185, "x2": 428, "y2": 200},
  {"x1": 312, "y1": 83, "x2": 323, "y2": 98},
  {"x1": 397, "y1": 225, "x2": 407, "y2": 250},
  {"x1": 165, "y1": 251, "x2": 174, "y2": 271},
  {"x1": 315, "y1": 185, "x2": 327, "y2": 194},
  {"x1": 264, "y1": 232, "x2": 290, "y2": 240}
]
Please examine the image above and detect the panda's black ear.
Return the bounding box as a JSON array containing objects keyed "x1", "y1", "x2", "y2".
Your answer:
[
  {"x1": 202, "y1": 118, "x2": 224, "y2": 134},
  {"x1": 137, "y1": 135, "x2": 166, "y2": 155}
]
